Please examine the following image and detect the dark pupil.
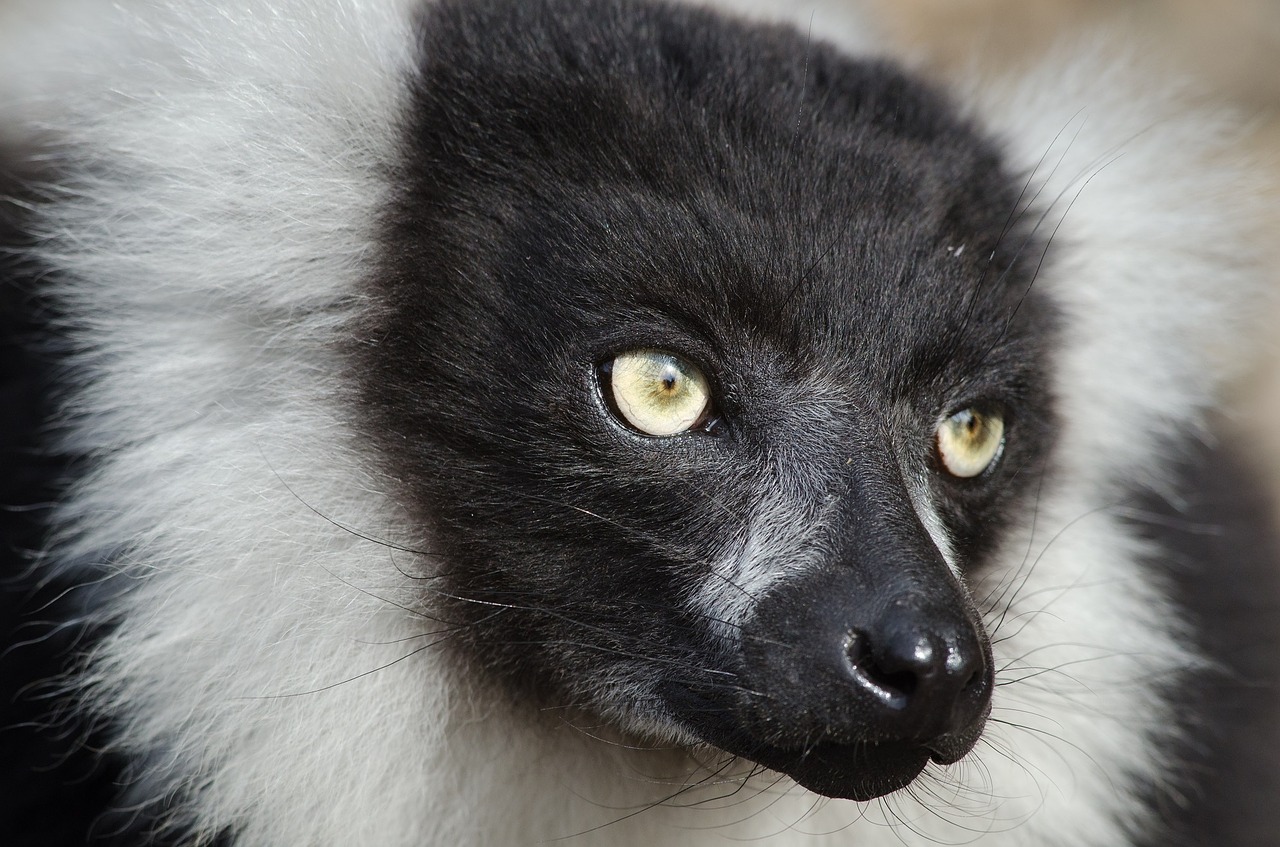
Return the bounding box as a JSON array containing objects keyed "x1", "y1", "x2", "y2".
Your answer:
[{"x1": 660, "y1": 367, "x2": 678, "y2": 394}]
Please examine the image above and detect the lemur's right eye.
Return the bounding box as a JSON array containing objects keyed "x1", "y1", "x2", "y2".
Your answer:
[
  {"x1": 601, "y1": 350, "x2": 711, "y2": 436},
  {"x1": 936, "y1": 407, "x2": 1005, "y2": 478}
]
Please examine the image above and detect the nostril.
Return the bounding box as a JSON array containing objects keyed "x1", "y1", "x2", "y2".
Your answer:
[{"x1": 844, "y1": 629, "x2": 917, "y2": 709}]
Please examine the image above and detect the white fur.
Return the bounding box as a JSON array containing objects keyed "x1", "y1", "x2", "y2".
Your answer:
[
  {"x1": 695, "y1": 490, "x2": 829, "y2": 633},
  {"x1": 1, "y1": 1, "x2": 1269, "y2": 845}
]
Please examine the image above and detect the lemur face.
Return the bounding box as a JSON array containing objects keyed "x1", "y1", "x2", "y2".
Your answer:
[{"x1": 357, "y1": 0, "x2": 1057, "y2": 800}]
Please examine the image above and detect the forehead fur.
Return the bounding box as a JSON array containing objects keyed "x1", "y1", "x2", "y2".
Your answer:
[{"x1": 373, "y1": 0, "x2": 1047, "y2": 396}]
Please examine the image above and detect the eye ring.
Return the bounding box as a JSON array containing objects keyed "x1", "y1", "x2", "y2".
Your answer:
[
  {"x1": 600, "y1": 349, "x2": 714, "y2": 437},
  {"x1": 935, "y1": 406, "x2": 1005, "y2": 479}
]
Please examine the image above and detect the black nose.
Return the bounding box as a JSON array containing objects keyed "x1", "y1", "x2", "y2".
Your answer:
[
  {"x1": 739, "y1": 581, "x2": 992, "y2": 750},
  {"x1": 696, "y1": 566, "x2": 994, "y2": 801},
  {"x1": 844, "y1": 604, "x2": 991, "y2": 757}
]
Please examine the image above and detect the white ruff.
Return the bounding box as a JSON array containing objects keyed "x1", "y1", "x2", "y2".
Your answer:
[{"x1": 1, "y1": 1, "x2": 1267, "y2": 845}]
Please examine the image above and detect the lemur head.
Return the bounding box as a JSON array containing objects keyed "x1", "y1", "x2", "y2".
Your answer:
[{"x1": 358, "y1": 0, "x2": 1057, "y2": 801}]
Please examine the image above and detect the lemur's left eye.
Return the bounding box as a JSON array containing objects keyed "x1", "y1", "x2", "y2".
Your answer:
[
  {"x1": 936, "y1": 407, "x2": 1005, "y2": 478},
  {"x1": 603, "y1": 350, "x2": 711, "y2": 436}
]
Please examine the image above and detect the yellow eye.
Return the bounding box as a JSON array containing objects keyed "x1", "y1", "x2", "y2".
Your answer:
[
  {"x1": 936, "y1": 408, "x2": 1004, "y2": 478},
  {"x1": 607, "y1": 350, "x2": 711, "y2": 436}
]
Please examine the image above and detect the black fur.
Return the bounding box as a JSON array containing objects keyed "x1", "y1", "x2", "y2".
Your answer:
[
  {"x1": 356, "y1": 0, "x2": 1058, "y2": 799},
  {"x1": 1131, "y1": 434, "x2": 1280, "y2": 847},
  {"x1": 0, "y1": 158, "x2": 121, "y2": 845}
]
